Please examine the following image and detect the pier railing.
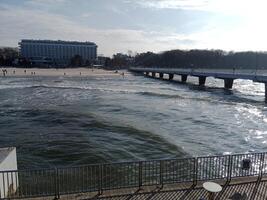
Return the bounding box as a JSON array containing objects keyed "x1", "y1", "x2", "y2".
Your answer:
[{"x1": 1, "y1": 152, "x2": 267, "y2": 199}]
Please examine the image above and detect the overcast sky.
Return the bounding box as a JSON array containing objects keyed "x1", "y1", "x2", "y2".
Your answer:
[{"x1": 0, "y1": 0, "x2": 266, "y2": 56}]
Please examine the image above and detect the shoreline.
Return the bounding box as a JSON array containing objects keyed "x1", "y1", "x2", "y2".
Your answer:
[{"x1": 0, "y1": 67, "x2": 125, "y2": 77}]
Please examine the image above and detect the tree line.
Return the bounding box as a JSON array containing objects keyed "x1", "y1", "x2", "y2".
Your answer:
[
  {"x1": 0, "y1": 47, "x2": 19, "y2": 66},
  {"x1": 134, "y1": 49, "x2": 267, "y2": 69},
  {"x1": 2, "y1": 46, "x2": 267, "y2": 69}
]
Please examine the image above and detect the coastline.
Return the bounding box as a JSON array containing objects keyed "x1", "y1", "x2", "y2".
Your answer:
[{"x1": 0, "y1": 67, "x2": 123, "y2": 77}]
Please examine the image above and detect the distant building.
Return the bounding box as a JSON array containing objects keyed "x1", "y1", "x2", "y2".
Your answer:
[
  {"x1": 19, "y1": 39, "x2": 97, "y2": 66},
  {"x1": 96, "y1": 56, "x2": 109, "y2": 66}
]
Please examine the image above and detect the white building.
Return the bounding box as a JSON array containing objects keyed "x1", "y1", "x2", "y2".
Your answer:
[{"x1": 19, "y1": 39, "x2": 97, "y2": 66}]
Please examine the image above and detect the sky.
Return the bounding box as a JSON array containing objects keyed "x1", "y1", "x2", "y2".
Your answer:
[{"x1": 0, "y1": 0, "x2": 266, "y2": 56}]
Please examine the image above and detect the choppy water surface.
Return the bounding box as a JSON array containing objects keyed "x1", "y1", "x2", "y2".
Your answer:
[{"x1": 1, "y1": 72, "x2": 267, "y2": 169}]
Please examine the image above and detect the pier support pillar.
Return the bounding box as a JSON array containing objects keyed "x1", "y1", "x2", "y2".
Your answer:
[
  {"x1": 145, "y1": 72, "x2": 149, "y2": 76},
  {"x1": 159, "y1": 73, "x2": 164, "y2": 79},
  {"x1": 181, "y1": 75, "x2": 187, "y2": 83},
  {"x1": 169, "y1": 74, "x2": 174, "y2": 80},
  {"x1": 224, "y1": 78, "x2": 234, "y2": 89},
  {"x1": 198, "y1": 76, "x2": 206, "y2": 86},
  {"x1": 265, "y1": 83, "x2": 267, "y2": 103},
  {"x1": 152, "y1": 72, "x2": 156, "y2": 77}
]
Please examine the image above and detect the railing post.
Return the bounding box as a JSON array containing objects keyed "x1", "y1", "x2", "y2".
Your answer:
[
  {"x1": 227, "y1": 155, "x2": 232, "y2": 182},
  {"x1": 260, "y1": 153, "x2": 265, "y2": 178},
  {"x1": 159, "y1": 160, "x2": 163, "y2": 187},
  {"x1": 0, "y1": 175, "x2": 1, "y2": 199},
  {"x1": 98, "y1": 164, "x2": 103, "y2": 195},
  {"x1": 193, "y1": 158, "x2": 198, "y2": 185},
  {"x1": 54, "y1": 168, "x2": 60, "y2": 199},
  {"x1": 139, "y1": 161, "x2": 142, "y2": 189}
]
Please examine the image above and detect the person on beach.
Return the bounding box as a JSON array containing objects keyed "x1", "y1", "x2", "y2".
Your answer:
[
  {"x1": 24, "y1": 70, "x2": 26, "y2": 74},
  {"x1": 13, "y1": 70, "x2": 15, "y2": 74}
]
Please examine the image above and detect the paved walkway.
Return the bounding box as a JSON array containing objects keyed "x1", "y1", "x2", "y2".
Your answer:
[
  {"x1": 34, "y1": 177, "x2": 266, "y2": 200},
  {"x1": 91, "y1": 179, "x2": 267, "y2": 200}
]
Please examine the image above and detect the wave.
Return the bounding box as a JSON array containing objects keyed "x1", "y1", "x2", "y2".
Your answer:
[
  {"x1": 0, "y1": 83, "x2": 183, "y2": 98},
  {"x1": 1, "y1": 83, "x2": 264, "y2": 107},
  {"x1": 0, "y1": 85, "x2": 34, "y2": 89},
  {"x1": 137, "y1": 91, "x2": 184, "y2": 99}
]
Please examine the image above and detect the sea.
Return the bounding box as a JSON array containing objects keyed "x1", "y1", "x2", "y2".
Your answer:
[{"x1": 1, "y1": 71, "x2": 267, "y2": 169}]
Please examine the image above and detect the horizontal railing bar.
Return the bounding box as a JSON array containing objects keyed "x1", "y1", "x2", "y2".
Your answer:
[
  {"x1": 1, "y1": 151, "x2": 264, "y2": 173},
  {"x1": 37, "y1": 153, "x2": 267, "y2": 171},
  {"x1": 196, "y1": 152, "x2": 264, "y2": 159},
  {"x1": 59, "y1": 151, "x2": 267, "y2": 169},
  {"x1": 0, "y1": 168, "x2": 55, "y2": 173},
  {"x1": 56, "y1": 158, "x2": 194, "y2": 169}
]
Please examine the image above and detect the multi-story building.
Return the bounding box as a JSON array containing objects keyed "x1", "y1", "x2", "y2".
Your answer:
[{"x1": 19, "y1": 39, "x2": 97, "y2": 66}]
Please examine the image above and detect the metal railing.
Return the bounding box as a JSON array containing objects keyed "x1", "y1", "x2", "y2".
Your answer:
[{"x1": 1, "y1": 152, "x2": 267, "y2": 199}]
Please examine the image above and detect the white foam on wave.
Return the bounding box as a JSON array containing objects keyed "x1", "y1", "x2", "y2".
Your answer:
[{"x1": 0, "y1": 85, "x2": 32, "y2": 89}]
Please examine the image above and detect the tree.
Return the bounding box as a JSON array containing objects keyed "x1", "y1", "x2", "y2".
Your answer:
[
  {"x1": 133, "y1": 49, "x2": 267, "y2": 69},
  {"x1": 0, "y1": 47, "x2": 19, "y2": 66},
  {"x1": 70, "y1": 55, "x2": 83, "y2": 67}
]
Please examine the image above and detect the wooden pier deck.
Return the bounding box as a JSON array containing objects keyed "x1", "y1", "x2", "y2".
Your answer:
[{"x1": 26, "y1": 176, "x2": 267, "y2": 200}]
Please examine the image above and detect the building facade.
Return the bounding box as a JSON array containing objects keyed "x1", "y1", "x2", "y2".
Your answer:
[{"x1": 19, "y1": 39, "x2": 97, "y2": 66}]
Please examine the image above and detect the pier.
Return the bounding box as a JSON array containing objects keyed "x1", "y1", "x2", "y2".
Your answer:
[{"x1": 130, "y1": 67, "x2": 267, "y2": 102}]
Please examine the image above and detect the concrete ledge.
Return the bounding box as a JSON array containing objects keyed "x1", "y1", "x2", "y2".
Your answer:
[{"x1": 0, "y1": 147, "x2": 18, "y2": 198}]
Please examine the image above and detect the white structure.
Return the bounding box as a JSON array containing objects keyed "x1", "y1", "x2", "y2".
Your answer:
[
  {"x1": 0, "y1": 147, "x2": 18, "y2": 198},
  {"x1": 19, "y1": 39, "x2": 97, "y2": 66}
]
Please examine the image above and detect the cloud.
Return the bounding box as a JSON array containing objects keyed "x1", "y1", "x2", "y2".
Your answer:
[
  {"x1": 2, "y1": 0, "x2": 267, "y2": 56},
  {"x1": 124, "y1": 0, "x2": 267, "y2": 52},
  {"x1": 131, "y1": 0, "x2": 209, "y2": 10},
  {"x1": 130, "y1": 0, "x2": 267, "y2": 17},
  {"x1": 81, "y1": 13, "x2": 93, "y2": 18},
  {"x1": 0, "y1": 4, "x2": 196, "y2": 56},
  {"x1": 26, "y1": 0, "x2": 68, "y2": 6}
]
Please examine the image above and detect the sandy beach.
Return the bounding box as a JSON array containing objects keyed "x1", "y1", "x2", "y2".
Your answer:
[{"x1": 0, "y1": 67, "x2": 124, "y2": 77}]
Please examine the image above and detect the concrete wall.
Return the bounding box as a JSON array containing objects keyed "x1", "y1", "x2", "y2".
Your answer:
[{"x1": 0, "y1": 147, "x2": 18, "y2": 198}]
